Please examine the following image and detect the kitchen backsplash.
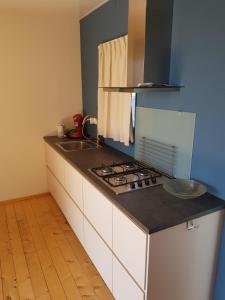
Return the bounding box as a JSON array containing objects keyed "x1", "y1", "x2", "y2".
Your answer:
[{"x1": 135, "y1": 107, "x2": 196, "y2": 179}]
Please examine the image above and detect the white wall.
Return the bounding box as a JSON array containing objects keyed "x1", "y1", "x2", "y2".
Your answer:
[{"x1": 0, "y1": 11, "x2": 82, "y2": 201}]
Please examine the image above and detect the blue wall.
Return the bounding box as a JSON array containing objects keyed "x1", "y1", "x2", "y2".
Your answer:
[
  {"x1": 80, "y1": 2, "x2": 225, "y2": 296},
  {"x1": 80, "y1": 0, "x2": 225, "y2": 199}
]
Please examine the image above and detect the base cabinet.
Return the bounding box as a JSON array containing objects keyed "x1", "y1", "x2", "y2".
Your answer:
[
  {"x1": 45, "y1": 143, "x2": 224, "y2": 300},
  {"x1": 47, "y1": 169, "x2": 84, "y2": 245},
  {"x1": 65, "y1": 161, "x2": 83, "y2": 210},
  {"x1": 83, "y1": 179, "x2": 112, "y2": 248},
  {"x1": 63, "y1": 192, "x2": 84, "y2": 246},
  {"x1": 47, "y1": 168, "x2": 65, "y2": 211},
  {"x1": 113, "y1": 206, "x2": 147, "y2": 289},
  {"x1": 46, "y1": 144, "x2": 65, "y2": 185},
  {"x1": 113, "y1": 256, "x2": 145, "y2": 300},
  {"x1": 147, "y1": 211, "x2": 224, "y2": 300},
  {"x1": 84, "y1": 218, "x2": 113, "y2": 292}
]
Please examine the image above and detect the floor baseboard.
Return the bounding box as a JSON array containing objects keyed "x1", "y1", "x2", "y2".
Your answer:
[{"x1": 0, "y1": 192, "x2": 50, "y2": 205}]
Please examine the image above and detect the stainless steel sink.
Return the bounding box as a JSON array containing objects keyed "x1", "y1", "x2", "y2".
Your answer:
[{"x1": 56, "y1": 140, "x2": 101, "y2": 152}]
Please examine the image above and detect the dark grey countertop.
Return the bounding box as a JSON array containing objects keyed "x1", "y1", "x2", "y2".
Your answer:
[{"x1": 44, "y1": 136, "x2": 225, "y2": 234}]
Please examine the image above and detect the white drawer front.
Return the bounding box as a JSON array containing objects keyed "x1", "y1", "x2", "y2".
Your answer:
[
  {"x1": 45, "y1": 144, "x2": 65, "y2": 186},
  {"x1": 83, "y1": 179, "x2": 112, "y2": 247},
  {"x1": 63, "y1": 193, "x2": 84, "y2": 245},
  {"x1": 113, "y1": 256, "x2": 145, "y2": 300},
  {"x1": 47, "y1": 169, "x2": 84, "y2": 244},
  {"x1": 84, "y1": 218, "x2": 113, "y2": 291},
  {"x1": 47, "y1": 168, "x2": 64, "y2": 211},
  {"x1": 65, "y1": 161, "x2": 83, "y2": 211},
  {"x1": 113, "y1": 206, "x2": 147, "y2": 289}
]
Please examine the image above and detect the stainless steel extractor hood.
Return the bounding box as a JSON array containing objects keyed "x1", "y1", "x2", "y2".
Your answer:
[{"x1": 102, "y1": 0, "x2": 182, "y2": 93}]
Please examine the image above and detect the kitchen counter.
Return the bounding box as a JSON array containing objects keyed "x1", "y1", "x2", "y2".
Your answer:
[{"x1": 44, "y1": 136, "x2": 225, "y2": 234}]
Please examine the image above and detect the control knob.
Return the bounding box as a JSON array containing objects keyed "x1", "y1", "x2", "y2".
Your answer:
[
  {"x1": 145, "y1": 179, "x2": 150, "y2": 186},
  {"x1": 151, "y1": 177, "x2": 157, "y2": 184},
  {"x1": 137, "y1": 181, "x2": 143, "y2": 187},
  {"x1": 130, "y1": 182, "x2": 136, "y2": 189}
]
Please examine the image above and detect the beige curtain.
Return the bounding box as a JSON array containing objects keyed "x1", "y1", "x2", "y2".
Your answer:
[{"x1": 98, "y1": 35, "x2": 133, "y2": 146}]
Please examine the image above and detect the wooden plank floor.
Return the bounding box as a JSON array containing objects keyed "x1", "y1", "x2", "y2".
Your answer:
[{"x1": 0, "y1": 194, "x2": 114, "y2": 300}]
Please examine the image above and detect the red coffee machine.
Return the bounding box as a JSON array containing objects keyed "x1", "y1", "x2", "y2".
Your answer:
[
  {"x1": 65, "y1": 114, "x2": 83, "y2": 139},
  {"x1": 72, "y1": 114, "x2": 83, "y2": 138}
]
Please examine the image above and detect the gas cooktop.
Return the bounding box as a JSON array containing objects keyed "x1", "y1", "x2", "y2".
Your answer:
[{"x1": 89, "y1": 161, "x2": 172, "y2": 194}]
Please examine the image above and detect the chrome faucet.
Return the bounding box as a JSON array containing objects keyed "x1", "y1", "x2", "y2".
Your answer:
[{"x1": 82, "y1": 115, "x2": 100, "y2": 147}]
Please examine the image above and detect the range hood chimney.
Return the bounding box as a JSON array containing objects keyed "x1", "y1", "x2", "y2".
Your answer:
[{"x1": 103, "y1": 0, "x2": 182, "y2": 93}]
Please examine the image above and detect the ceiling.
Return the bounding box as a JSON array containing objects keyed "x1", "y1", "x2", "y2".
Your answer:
[
  {"x1": 79, "y1": 0, "x2": 109, "y2": 19},
  {"x1": 0, "y1": 0, "x2": 79, "y2": 14},
  {"x1": 0, "y1": 0, "x2": 109, "y2": 16}
]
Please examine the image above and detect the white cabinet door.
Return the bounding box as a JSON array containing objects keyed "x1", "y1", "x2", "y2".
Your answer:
[
  {"x1": 84, "y1": 218, "x2": 113, "y2": 291},
  {"x1": 83, "y1": 179, "x2": 112, "y2": 247},
  {"x1": 65, "y1": 160, "x2": 83, "y2": 211},
  {"x1": 113, "y1": 256, "x2": 145, "y2": 300},
  {"x1": 147, "y1": 211, "x2": 224, "y2": 300},
  {"x1": 47, "y1": 169, "x2": 84, "y2": 244},
  {"x1": 45, "y1": 144, "x2": 65, "y2": 186},
  {"x1": 113, "y1": 206, "x2": 148, "y2": 290}
]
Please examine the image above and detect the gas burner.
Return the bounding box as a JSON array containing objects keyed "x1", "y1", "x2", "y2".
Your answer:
[
  {"x1": 124, "y1": 162, "x2": 136, "y2": 170},
  {"x1": 139, "y1": 169, "x2": 150, "y2": 177},
  {"x1": 102, "y1": 166, "x2": 113, "y2": 174},
  {"x1": 115, "y1": 175, "x2": 127, "y2": 185}
]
